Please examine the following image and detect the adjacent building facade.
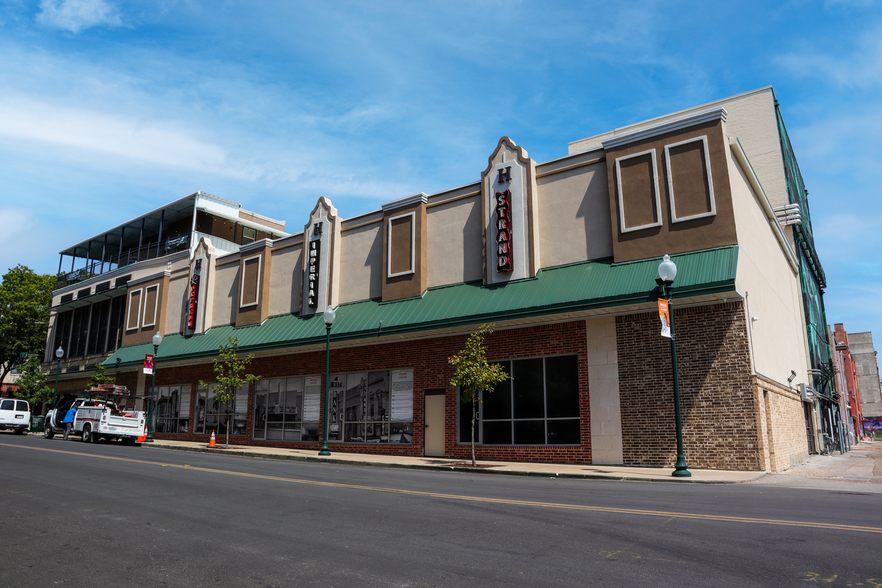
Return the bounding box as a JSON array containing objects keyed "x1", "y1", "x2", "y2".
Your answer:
[
  {"x1": 852, "y1": 332, "x2": 882, "y2": 435},
  {"x1": 44, "y1": 87, "x2": 827, "y2": 471},
  {"x1": 831, "y1": 324, "x2": 865, "y2": 445}
]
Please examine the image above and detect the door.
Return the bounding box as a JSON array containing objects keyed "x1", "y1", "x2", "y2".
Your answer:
[{"x1": 424, "y1": 391, "x2": 446, "y2": 457}]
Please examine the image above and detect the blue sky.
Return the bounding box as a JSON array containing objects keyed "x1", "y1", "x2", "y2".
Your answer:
[{"x1": 1, "y1": 0, "x2": 880, "y2": 345}]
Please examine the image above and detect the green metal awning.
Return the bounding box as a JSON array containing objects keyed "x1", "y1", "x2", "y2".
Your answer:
[{"x1": 104, "y1": 246, "x2": 738, "y2": 367}]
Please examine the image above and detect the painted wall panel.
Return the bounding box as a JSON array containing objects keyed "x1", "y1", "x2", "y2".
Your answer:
[
  {"x1": 339, "y1": 222, "x2": 382, "y2": 303},
  {"x1": 537, "y1": 162, "x2": 612, "y2": 267},
  {"x1": 427, "y1": 195, "x2": 483, "y2": 287}
]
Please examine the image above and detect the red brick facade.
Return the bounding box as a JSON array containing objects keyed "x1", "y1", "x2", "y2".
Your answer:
[
  {"x1": 154, "y1": 320, "x2": 592, "y2": 464},
  {"x1": 616, "y1": 301, "x2": 762, "y2": 470}
]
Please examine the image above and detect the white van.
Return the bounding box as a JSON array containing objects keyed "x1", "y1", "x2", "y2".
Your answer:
[{"x1": 0, "y1": 398, "x2": 31, "y2": 434}]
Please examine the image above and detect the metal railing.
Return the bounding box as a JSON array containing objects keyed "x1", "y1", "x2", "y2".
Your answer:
[{"x1": 56, "y1": 235, "x2": 192, "y2": 289}]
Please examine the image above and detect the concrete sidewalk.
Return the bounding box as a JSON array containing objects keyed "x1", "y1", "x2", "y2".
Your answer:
[
  {"x1": 144, "y1": 438, "x2": 764, "y2": 484},
  {"x1": 748, "y1": 438, "x2": 882, "y2": 492}
]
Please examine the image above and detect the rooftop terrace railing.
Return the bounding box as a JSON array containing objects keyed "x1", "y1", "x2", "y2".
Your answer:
[{"x1": 56, "y1": 235, "x2": 191, "y2": 289}]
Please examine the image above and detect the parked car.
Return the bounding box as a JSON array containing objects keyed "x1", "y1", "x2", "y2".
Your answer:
[{"x1": 0, "y1": 398, "x2": 31, "y2": 434}]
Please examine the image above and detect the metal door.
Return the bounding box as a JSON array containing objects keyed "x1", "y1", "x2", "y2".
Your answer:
[{"x1": 424, "y1": 392, "x2": 445, "y2": 457}]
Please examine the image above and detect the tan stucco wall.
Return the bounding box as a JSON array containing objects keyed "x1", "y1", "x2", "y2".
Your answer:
[
  {"x1": 720, "y1": 90, "x2": 789, "y2": 210},
  {"x1": 728, "y1": 147, "x2": 810, "y2": 388},
  {"x1": 268, "y1": 242, "x2": 302, "y2": 316},
  {"x1": 339, "y1": 221, "x2": 382, "y2": 303},
  {"x1": 427, "y1": 195, "x2": 483, "y2": 287},
  {"x1": 165, "y1": 273, "x2": 188, "y2": 336},
  {"x1": 212, "y1": 258, "x2": 239, "y2": 327},
  {"x1": 538, "y1": 161, "x2": 612, "y2": 267}
]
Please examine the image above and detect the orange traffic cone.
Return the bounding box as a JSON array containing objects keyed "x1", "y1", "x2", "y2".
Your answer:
[{"x1": 209, "y1": 430, "x2": 216, "y2": 448}]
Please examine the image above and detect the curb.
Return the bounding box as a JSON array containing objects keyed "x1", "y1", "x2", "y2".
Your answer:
[{"x1": 143, "y1": 443, "x2": 760, "y2": 484}]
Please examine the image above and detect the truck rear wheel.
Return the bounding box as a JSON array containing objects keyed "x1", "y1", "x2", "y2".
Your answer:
[
  {"x1": 14, "y1": 427, "x2": 25, "y2": 435},
  {"x1": 82, "y1": 425, "x2": 92, "y2": 443}
]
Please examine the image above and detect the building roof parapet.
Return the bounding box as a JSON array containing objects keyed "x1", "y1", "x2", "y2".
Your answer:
[
  {"x1": 601, "y1": 107, "x2": 728, "y2": 150},
  {"x1": 382, "y1": 192, "x2": 429, "y2": 212},
  {"x1": 239, "y1": 238, "x2": 274, "y2": 254}
]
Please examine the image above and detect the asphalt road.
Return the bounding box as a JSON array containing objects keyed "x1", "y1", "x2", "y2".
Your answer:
[{"x1": 2, "y1": 433, "x2": 880, "y2": 588}]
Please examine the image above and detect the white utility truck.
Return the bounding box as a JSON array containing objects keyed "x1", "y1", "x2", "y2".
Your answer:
[{"x1": 45, "y1": 391, "x2": 146, "y2": 444}]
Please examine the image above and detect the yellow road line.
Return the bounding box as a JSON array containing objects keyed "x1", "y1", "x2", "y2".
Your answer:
[{"x1": 6, "y1": 442, "x2": 882, "y2": 534}]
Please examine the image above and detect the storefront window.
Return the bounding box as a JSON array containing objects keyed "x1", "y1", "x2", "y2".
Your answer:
[
  {"x1": 459, "y1": 355, "x2": 580, "y2": 446},
  {"x1": 252, "y1": 376, "x2": 321, "y2": 442},
  {"x1": 327, "y1": 369, "x2": 413, "y2": 444},
  {"x1": 194, "y1": 384, "x2": 247, "y2": 435},
  {"x1": 154, "y1": 384, "x2": 190, "y2": 434}
]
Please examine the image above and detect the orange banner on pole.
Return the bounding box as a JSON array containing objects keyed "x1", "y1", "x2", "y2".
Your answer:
[{"x1": 658, "y1": 298, "x2": 671, "y2": 338}]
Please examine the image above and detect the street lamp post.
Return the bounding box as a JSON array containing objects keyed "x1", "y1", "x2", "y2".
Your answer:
[
  {"x1": 52, "y1": 346, "x2": 64, "y2": 409},
  {"x1": 319, "y1": 305, "x2": 336, "y2": 456},
  {"x1": 656, "y1": 254, "x2": 691, "y2": 478},
  {"x1": 146, "y1": 331, "x2": 162, "y2": 443}
]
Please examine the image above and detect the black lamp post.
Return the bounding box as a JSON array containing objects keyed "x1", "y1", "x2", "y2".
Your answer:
[
  {"x1": 656, "y1": 254, "x2": 691, "y2": 478},
  {"x1": 318, "y1": 305, "x2": 336, "y2": 456},
  {"x1": 51, "y1": 346, "x2": 64, "y2": 409},
  {"x1": 146, "y1": 331, "x2": 162, "y2": 442}
]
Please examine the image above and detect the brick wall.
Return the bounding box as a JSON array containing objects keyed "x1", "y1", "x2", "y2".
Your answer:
[
  {"x1": 754, "y1": 374, "x2": 809, "y2": 471},
  {"x1": 153, "y1": 320, "x2": 592, "y2": 464},
  {"x1": 616, "y1": 301, "x2": 762, "y2": 471}
]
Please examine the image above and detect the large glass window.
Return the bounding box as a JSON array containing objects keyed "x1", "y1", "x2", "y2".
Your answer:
[
  {"x1": 154, "y1": 385, "x2": 191, "y2": 434},
  {"x1": 53, "y1": 311, "x2": 72, "y2": 357},
  {"x1": 70, "y1": 306, "x2": 89, "y2": 358},
  {"x1": 458, "y1": 355, "x2": 581, "y2": 446},
  {"x1": 194, "y1": 384, "x2": 247, "y2": 435},
  {"x1": 327, "y1": 370, "x2": 413, "y2": 444},
  {"x1": 107, "y1": 296, "x2": 126, "y2": 352},
  {"x1": 252, "y1": 376, "x2": 321, "y2": 442},
  {"x1": 87, "y1": 299, "x2": 110, "y2": 356}
]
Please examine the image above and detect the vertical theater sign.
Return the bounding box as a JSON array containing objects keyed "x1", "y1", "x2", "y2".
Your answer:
[
  {"x1": 482, "y1": 137, "x2": 540, "y2": 285},
  {"x1": 301, "y1": 197, "x2": 341, "y2": 316},
  {"x1": 495, "y1": 171, "x2": 513, "y2": 273}
]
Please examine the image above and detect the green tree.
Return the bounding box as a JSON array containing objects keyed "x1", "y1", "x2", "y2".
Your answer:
[
  {"x1": 199, "y1": 337, "x2": 261, "y2": 448},
  {"x1": 0, "y1": 265, "x2": 55, "y2": 385},
  {"x1": 89, "y1": 364, "x2": 116, "y2": 388},
  {"x1": 13, "y1": 354, "x2": 53, "y2": 408},
  {"x1": 449, "y1": 324, "x2": 509, "y2": 467}
]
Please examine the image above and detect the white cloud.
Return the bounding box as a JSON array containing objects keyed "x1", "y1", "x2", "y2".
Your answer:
[
  {"x1": 776, "y1": 25, "x2": 882, "y2": 89},
  {"x1": 0, "y1": 97, "x2": 250, "y2": 178},
  {"x1": 36, "y1": 0, "x2": 122, "y2": 34}
]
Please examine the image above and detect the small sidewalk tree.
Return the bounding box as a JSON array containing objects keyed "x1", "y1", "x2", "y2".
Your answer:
[
  {"x1": 14, "y1": 354, "x2": 53, "y2": 412},
  {"x1": 449, "y1": 324, "x2": 509, "y2": 467},
  {"x1": 200, "y1": 337, "x2": 261, "y2": 448},
  {"x1": 89, "y1": 364, "x2": 116, "y2": 388}
]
